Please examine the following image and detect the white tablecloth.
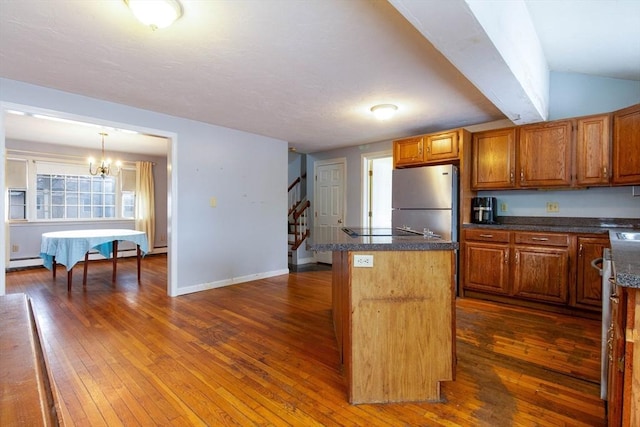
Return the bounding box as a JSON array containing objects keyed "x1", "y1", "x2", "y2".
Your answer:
[{"x1": 40, "y1": 229, "x2": 148, "y2": 271}]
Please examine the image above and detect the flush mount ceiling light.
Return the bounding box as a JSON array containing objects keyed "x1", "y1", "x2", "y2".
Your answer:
[
  {"x1": 125, "y1": 0, "x2": 183, "y2": 30},
  {"x1": 370, "y1": 104, "x2": 398, "y2": 120}
]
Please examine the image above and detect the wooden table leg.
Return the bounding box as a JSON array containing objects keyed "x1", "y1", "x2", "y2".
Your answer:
[
  {"x1": 83, "y1": 252, "x2": 89, "y2": 287},
  {"x1": 67, "y1": 269, "x2": 72, "y2": 292},
  {"x1": 52, "y1": 256, "x2": 56, "y2": 279},
  {"x1": 137, "y1": 245, "x2": 141, "y2": 283},
  {"x1": 112, "y1": 240, "x2": 118, "y2": 283}
]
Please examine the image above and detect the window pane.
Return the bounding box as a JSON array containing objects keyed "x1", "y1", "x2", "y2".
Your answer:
[
  {"x1": 93, "y1": 206, "x2": 103, "y2": 217},
  {"x1": 104, "y1": 206, "x2": 115, "y2": 218},
  {"x1": 52, "y1": 177, "x2": 65, "y2": 190},
  {"x1": 92, "y1": 194, "x2": 104, "y2": 205},
  {"x1": 52, "y1": 206, "x2": 65, "y2": 218},
  {"x1": 92, "y1": 179, "x2": 104, "y2": 192},
  {"x1": 105, "y1": 194, "x2": 115, "y2": 205},
  {"x1": 66, "y1": 206, "x2": 78, "y2": 218},
  {"x1": 66, "y1": 176, "x2": 78, "y2": 191},
  {"x1": 52, "y1": 192, "x2": 65, "y2": 205},
  {"x1": 79, "y1": 177, "x2": 91, "y2": 192},
  {"x1": 66, "y1": 194, "x2": 78, "y2": 205},
  {"x1": 37, "y1": 176, "x2": 50, "y2": 191}
]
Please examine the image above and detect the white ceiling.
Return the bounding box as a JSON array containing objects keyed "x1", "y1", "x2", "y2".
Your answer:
[{"x1": 1, "y1": 0, "x2": 638, "y2": 156}]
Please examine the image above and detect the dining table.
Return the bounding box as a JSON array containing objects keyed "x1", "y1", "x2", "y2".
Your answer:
[{"x1": 40, "y1": 229, "x2": 148, "y2": 291}]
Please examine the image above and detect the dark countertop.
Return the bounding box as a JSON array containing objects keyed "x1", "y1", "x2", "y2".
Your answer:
[
  {"x1": 462, "y1": 217, "x2": 640, "y2": 289},
  {"x1": 609, "y1": 230, "x2": 640, "y2": 289},
  {"x1": 307, "y1": 226, "x2": 458, "y2": 252}
]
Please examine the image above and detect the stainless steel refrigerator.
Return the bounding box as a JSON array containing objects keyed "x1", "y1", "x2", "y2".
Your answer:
[{"x1": 391, "y1": 164, "x2": 458, "y2": 242}]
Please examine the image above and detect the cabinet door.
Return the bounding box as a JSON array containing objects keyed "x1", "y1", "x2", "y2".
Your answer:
[
  {"x1": 576, "y1": 115, "x2": 610, "y2": 186},
  {"x1": 574, "y1": 236, "x2": 609, "y2": 310},
  {"x1": 612, "y1": 103, "x2": 640, "y2": 185},
  {"x1": 518, "y1": 121, "x2": 572, "y2": 187},
  {"x1": 607, "y1": 286, "x2": 627, "y2": 427},
  {"x1": 471, "y1": 128, "x2": 517, "y2": 189},
  {"x1": 425, "y1": 131, "x2": 459, "y2": 162},
  {"x1": 512, "y1": 246, "x2": 570, "y2": 304},
  {"x1": 394, "y1": 137, "x2": 424, "y2": 167},
  {"x1": 463, "y1": 242, "x2": 510, "y2": 295}
]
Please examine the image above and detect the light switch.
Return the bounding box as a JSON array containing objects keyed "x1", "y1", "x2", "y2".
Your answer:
[{"x1": 210, "y1": 197, "x2": 217, "y2": 208}]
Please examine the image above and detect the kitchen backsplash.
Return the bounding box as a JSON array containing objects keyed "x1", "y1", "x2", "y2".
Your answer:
[{"x1": 478, "y1": 186, "x2": 640, "y2": 219}]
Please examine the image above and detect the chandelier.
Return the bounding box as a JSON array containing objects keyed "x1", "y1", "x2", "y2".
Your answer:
[{"x1": 89, "y1": 132, "x2": 121, "y2": 178}]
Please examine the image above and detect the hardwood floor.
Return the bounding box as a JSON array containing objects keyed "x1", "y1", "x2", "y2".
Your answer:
[{"x1": 5, "y1": 255, "x2": 605, "y2": 426}]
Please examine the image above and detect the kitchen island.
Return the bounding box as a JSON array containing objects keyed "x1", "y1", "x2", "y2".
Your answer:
[{"x1": 308, "y1": 226, "x2": 458, "y2": 404}]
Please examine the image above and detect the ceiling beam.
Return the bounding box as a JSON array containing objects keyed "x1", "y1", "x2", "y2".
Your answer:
[{"x1": 389, "y1": 0, "x2": 549, "y2": 124}]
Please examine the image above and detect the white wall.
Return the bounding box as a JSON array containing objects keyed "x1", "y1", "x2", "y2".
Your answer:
[{"x1": 1, "y1": 78, "x2": 289, "y2": 296}]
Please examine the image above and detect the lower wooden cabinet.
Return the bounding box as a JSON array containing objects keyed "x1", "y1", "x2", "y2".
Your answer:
[
  {"x1": 462, "y1": 229, "x2": 608, "y2": 313},
  {"x1": 607, "y1": 286, "x2": 639, "y2": 427},
  {"x1": 575, "y1": 236, "x2": 610, "y2": 310}
]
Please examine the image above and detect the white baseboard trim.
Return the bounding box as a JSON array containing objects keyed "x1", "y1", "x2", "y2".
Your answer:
[{"x1": 174, "y1": 268, "x2": 290, "y2": 296}]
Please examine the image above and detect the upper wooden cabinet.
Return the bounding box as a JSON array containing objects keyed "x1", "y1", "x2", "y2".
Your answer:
[
  {"x1": 612, "y1": 103, "x2": 640, "y2": 185},
  {"x1": 575, "y1": 114, "x2": 611, "y2": 186},
  {"x1": 394, "y1": 129, "x2": 462, "y2": 168},
  {"x1": 471, "y1": 112, "x2": 619, "y2": 190},
  {"x1": 471, "y1": 128, "x2": 517, "y2": 189},
  {"x1": 424, "y1": 131, "x2": 459, "y2": 162},
  {"x1": 518, "y1": 120, "x2": 573, "y2": 188},
  {"x1": 393, "y1": 136, "x2": 424, "y2": 167}
]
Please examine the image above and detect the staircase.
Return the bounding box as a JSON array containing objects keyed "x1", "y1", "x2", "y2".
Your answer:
[{"x1": 288, "y1": 177, "x2": 310, "y2": 263}]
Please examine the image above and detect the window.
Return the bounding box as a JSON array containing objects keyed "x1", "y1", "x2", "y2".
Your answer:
[
  {"x1": 9, "y1": 190, "x2": 27, "y2": 220},
  {"x1": 36, "y1": 174, "x2": 118, "y2": 220},
  {"x1": 6, "y1": 158, "x2": 28, "y2": 220}
]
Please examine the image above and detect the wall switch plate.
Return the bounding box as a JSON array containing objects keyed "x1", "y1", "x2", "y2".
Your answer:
[
  {"x1": 353, "y1": 254, "x2": 374, "y2": 268},
  {"x1": 209, "y1": 197, "x2": 217, "y2": 208},
  {"x1": 546, "y1": 202, "x2": 559, "y2": 213},
  {"x1": 500, "y1": 202, "x2": 507, "y2": 212}
]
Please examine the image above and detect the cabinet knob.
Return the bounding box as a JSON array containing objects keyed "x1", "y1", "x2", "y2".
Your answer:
[
  {"x1": 510, "y1": 170, "x2": 514, "y2": 183},
  {"x1": 504, "y1": 252, "x2": 509, "y2": 264},
  {"x1": 520, "y1": 169, "x2": 525, "y2": 182},
  {"x1": 514, "y1": 251, "x2": 519, "y2": 264}
]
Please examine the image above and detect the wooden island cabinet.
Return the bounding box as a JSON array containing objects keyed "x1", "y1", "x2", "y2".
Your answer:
[
  {"x1": 310, "y1": 227, "x2": 457, "y2": 404},
  {"x1": 333, "y1": 250, "x2": 455, "y2": 404}
]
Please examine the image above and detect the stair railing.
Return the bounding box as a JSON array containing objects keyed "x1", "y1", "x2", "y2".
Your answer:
[
  {"x1": 290, "y1": 200, "x2": 311, "y2": 250},
  {"x1": 288, "y1": 177, "x2": 301, "y2": 215}
]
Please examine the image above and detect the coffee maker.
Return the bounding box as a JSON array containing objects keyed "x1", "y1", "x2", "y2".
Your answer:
[{"x1": 471, "y1": 197, "x2": 497, "y2": 224}]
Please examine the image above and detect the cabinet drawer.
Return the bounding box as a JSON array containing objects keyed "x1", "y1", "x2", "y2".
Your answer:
[
  {"x1": 464, "y1": 229, "x2": 510, "y2": 243},
  {"x1": 514, "y1": 232, "x2": 569, "y2": 247}
]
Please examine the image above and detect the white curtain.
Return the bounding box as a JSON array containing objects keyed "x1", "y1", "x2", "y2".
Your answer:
[{"x1": 135, "y1": 161, "x2": 155, "y2": 253}]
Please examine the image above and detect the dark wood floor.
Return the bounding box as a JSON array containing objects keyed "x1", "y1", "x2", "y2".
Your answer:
[{"x1": 5, "y1": 255, "x2": 605, "y2": 426}]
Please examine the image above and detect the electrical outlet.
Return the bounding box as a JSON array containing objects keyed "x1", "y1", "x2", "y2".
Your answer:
[
  {"x1": 500, "y1": 202, "x2": 507, "y2": 212},
  {"x1": 546, "y1": 202, "x2": 559, "y2": 213},
  {"x1": 11, "y1": 244, "x2": 19, "y2": 253},
  {"x1": 209, "y1": 197, "x2": 217, "y2": 208},
  {"x1": 353, "y1": 254, "x2": 374, "y2": 268}
]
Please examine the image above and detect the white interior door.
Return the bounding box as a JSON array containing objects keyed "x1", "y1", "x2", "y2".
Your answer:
[{"x1": 314, "y1": 159, "x2": 346, "y2": 264}]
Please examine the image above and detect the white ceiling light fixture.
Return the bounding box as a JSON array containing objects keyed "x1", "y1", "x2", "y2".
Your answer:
[
  {"x1": 125, "y1": 0, "x2": 183, "y2": 30},
  {"x1": 370, "y1": 104, "x2": 398, "y2": 120}
]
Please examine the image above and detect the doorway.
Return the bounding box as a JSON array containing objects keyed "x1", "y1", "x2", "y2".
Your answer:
[
  {"x1": 362, "y1": 151, "x2": 392, "y2": 229},
  {"x1": 313, "y1": 158, "x2": 346, "y2": 264},
  {"x1": 0, "y1": 104, "x2": 175, "y2": 296}
]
